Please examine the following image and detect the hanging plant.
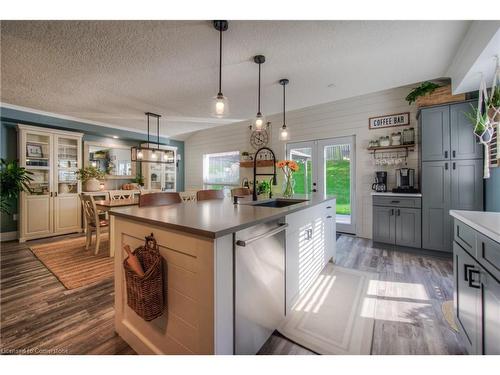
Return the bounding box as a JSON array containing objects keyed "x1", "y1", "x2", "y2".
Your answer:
[
  {"x1": 405, "y1": 82, "x2": 441, "y2": 105},
  {"x1": 464, "y1": 105, "x2": 491, "y2": 141}
]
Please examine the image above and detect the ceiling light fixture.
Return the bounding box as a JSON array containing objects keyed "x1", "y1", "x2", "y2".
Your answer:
[
  {"x1": 279, "y1": 78, "x2": 290, "y2": 141},
  {"x1": 131, "y1": 112, "x2": 176, "y2": 165},
  {"x1": 253, "y1": 55, "x2": 266, "y2": 131},
  {"x1": 212, "y1": 20, "x2": 229, "y2": 118}
]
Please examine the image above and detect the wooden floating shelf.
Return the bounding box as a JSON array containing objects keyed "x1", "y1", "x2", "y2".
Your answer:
[
  {"x1": 367, "y1": 143, "x2": 416, "y2": 151},
  {"x1": 240, "y1": 160, "x2": 275, "y2": 168}
]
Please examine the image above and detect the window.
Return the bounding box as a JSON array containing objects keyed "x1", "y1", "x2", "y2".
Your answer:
[{"x1": 203, "y1": 151, "x2": 240, "y2": 189}]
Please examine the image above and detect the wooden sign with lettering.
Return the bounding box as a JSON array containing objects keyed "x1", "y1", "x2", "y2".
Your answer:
[{"x1": 368, "y1": 112, "x2": 410, "y2": 130}]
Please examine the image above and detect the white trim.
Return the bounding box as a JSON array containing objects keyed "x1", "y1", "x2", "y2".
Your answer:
[
  {"x1": 17, "y1": 123, "x2": 84, "y2": 138},
  {"x1": 0, "y1": 231, "x2": 18, "y2": 242}
]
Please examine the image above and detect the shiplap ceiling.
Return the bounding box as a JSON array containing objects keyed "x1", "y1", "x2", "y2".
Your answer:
[{"x1": 1, "y1": 20, "x2": 471, "y2": 139}]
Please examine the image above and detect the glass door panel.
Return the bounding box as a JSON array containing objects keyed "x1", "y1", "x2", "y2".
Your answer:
[
  {"x1": 25, "y1": 132, "x2": 52, "y2": 195},
  {"x1": 286, "y1": 142, "x2": 315, "y2": 194},
  {"x1": 318, "y1": 136, "x2": 355, "y2": 234},
  {"x1": 56, "y1": 136, "x2": 79, "y2": 194}
]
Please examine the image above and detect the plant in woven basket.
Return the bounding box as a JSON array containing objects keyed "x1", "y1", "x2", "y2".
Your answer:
[
  {"x1": 0, "y1": 159, "x2": 33, "y2": 214},
  {"x1": 489, "y1": 85, "x2": 500, "y2": 110},
  {"x1": 405, "y1": 82, "x2": 441, "y2": 105},
  {"x1": 75, "y1": 166, "x2": 105, "y2": 182},
  {"x1": 464, "y1": 105, "x2": 490, "y2": 139}
]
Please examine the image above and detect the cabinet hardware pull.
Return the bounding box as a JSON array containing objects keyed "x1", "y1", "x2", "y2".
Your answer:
[
  {"x1": 326, "y1": 206, "x2": 332, "y2": 209},
  {"x1": 452, "y1": 162, "x2": 456, "y2": 170},
  {"x1": 464, "y1": 264, "x2": 474, "y2": 281},
  {"x1": 390, "y1": 209, "x2": 394, "y2": 216},
  {"x1": 236, "y1": 223, "x2": 288, "y2": 247},
  {"x1": 452, "y1": 150, "x2": 456, "y2": 158},
  {"x1": 312, "y1": 189, "x2": 317, "y2": 193},
  {"x1": 468, "y1": 269, "x2": 480, "y2": 289},
  {"x1": 326, "y1": 215, "x2": 332, "y2": 219},
  {"x1": 50, "y1": 192, "x2": 53, "y2": 197},
  {"x1": 444, "y1": 151, "x2": 448, "y2": 158},
  {"x1": 445, "y1": 162, "x2": 448, "y2": 170},
  {"x1": 397, "y1": 209, "x2": 400, "y2": 216},
  {"x1": 391, "y1": 200, "x2": 400, "y2": 204}
]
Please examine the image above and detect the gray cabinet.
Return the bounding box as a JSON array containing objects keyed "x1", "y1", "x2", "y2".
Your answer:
[
  {"x1": 453, "y1": 218, "x2": 500, "y2": 355},
  {"x1": 420, "y1": 102, "x2": 483, "y2": 253},
  {"x1": 372, "y1": 196, "x2": 421, "y2": 248},
  {"x1": 450, "y1": 102, "x2": 483, "y2": 160},
  {"x1": 421, "y1": 105, "x2": 450, "y2": 161},
  {"x1": 422, "y1": 161, "x2": 452, "y2": 251}
]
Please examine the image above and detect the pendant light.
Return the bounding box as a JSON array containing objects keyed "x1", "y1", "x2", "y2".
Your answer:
[
  {"x1": 279, "y1": 78, "x2": 290, "y2": 141},
  {"x1": 253, "y1": 55, "x2": 266, "y2": 131},
  {"x1": 212, "y1": 20, "x2": 229, "y2": 118},
  {"x1": 131, "y1": 112, "x2": 176, "y2": 165}
]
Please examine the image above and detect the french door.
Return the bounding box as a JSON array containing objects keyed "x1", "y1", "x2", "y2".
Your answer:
[{"x1": 286, "y1": 136, "x2": 356, "y2": 234}]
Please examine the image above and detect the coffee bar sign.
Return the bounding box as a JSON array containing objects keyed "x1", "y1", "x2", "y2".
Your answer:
[{"x1": 369, "y1": 112, "x2": 410, "y2": 130}]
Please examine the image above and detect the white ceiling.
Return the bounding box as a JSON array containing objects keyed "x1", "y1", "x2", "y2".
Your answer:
[{"x1": 0, "y1": 20, "x2": 471, "y2": 139}]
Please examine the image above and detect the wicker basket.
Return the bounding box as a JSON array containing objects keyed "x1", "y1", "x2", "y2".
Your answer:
[{"x1": 123, "y1": 234, "x2": 164, "y2": 321}]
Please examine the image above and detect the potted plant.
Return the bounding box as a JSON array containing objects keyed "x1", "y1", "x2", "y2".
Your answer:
[
  {"x1": 405, "y1": 81, "x2": 441, "y2": 105},
  {"x1": 277, "y1": 160, "x2": 299, "y2": 198},
  {"x1": 0, "y1": 159, "x2": 33, "y2": 214},
  {"x1": 133, "y1": 174, "x2": 145, "y2": 189},
  {"x1": 76, "y1": 166, "x2": 105, "y2": 192},
  {"x1": 241, "y1": 151, "x2": 250, "y2": 161}
]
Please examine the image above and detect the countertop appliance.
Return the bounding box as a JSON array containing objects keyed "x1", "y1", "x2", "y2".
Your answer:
[
  {"x1": 393, "y1": 168, "x2": 419, "y2": 193},
  {"x1": 234, "y1": 220, "x2": 287, "y2": 354},
  {"x1": 372, "y1": 171, "x2": 387, "y2": 192}
]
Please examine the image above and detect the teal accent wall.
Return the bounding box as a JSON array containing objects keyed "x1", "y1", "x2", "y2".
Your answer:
[
  {"x1": 485, "y1": 167, "x2": 500, "y2": 212},
  {"x1": 0, "y1": 107, "x2": 185, "y2": 233}
]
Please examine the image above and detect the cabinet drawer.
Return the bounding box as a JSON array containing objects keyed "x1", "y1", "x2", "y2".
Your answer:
[
  {"x1": 477, "y1": 233, "x2": 500, "y2": 282},
  {"x1": 373, "y1": 196, "x2": 421, "y2": 208},
  {"x1": 454, "y1": 220, "x2": 476, "y2": 257}
]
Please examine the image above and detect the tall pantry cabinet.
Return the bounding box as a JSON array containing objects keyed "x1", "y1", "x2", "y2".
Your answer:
[
  {"x1": 419, "y1": 102, "x2": 483, "y2": 252},
  {"x1": 18, "y1": 125, "x2": 83, "y2": 242}
]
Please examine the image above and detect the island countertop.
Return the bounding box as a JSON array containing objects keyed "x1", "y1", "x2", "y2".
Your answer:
[
  {"x1": 109, "y1": 194, "x2": 335, "y2": 239},
  {"x1": 450, "y1": 210, "x2": 500, "y2": 243}
]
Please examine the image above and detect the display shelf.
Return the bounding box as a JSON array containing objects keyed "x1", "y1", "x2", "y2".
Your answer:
[
  {"x1": 367, "y1": 143, "x2": 415, "y2": 151},
  {"x1": 240, "y1": 159, "x2": 275, "y2": 168}
]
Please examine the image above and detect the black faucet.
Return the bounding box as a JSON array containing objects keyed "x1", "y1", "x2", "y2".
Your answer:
[{"x1": 252, "y1": 147, "x2": 277, "y2": 201}]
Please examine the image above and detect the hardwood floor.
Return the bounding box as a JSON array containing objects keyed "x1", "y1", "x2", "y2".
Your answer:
[
  {"x1": 0, "y1": 234, "x2": 134, "y2": 355},
  {"x1": 1, "y1": 234, "x2": 466, "y2": 355},
  {"x1": 259, "y1": 235, "x2": 467, "y2": 355}
]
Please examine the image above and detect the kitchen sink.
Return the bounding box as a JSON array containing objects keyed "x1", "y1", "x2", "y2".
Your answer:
[{"x1": 252, "y1": 199, "x2": 308, "y2": 208}]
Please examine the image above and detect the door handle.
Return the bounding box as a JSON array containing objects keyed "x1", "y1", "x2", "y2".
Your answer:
[
  {"x1": 312, "y1": 189, "x2": 317, "y2": 193},
  {"x1": 396, "y1": 209, "x2": 400, "y2": 216},
  {"x1": 390, "y1": 208, "x2": 394, "y2": 216},
  {"x1": 50, "y1": 192, "x2": 53, "y2": 197},
  {"x1": 468, "y1": 269, "x2": 480, "y2": 289},
  {"x1": 452, "y1": 150, "x2": 456, "y2": 158},
  {"x1": 445, "y1": 162, "x2": 448, "y2": 170},
  {"x1": 444, "y1": 151, "x2": 448, "y2": 158},
  {"x1": 235, "y1": 224, "x2": 288, "y2": 247},
  {"x1": 452, "y1": 162, "x2": 456, "y2": 170}
]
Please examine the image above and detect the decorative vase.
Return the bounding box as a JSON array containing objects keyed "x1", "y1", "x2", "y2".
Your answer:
[
  {"x1": 85, "y1": 178, "x2": 101, "y2": 192},
  {"x1": 282, "y1": 174, "x2": 295, "y2": 198}
]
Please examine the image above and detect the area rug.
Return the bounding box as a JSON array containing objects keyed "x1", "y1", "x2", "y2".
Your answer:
[
  {"x1": 278, "y1": 263, "x2": 378, "y2": 355},
  {"x1": 442, "y1": 300, "x2": 459, "y2": 332},
  {"x1": 30, "y1": 235, "x2": 113, "y2": 290}
]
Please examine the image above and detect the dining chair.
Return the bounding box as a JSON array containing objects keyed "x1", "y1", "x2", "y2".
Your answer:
[
  {"x1": 80, "y1": 194, "x2": 109, "y2": 255},
  {"x1": 230, "y1": 187, "x2": 251, "y2": 197},
  {"x1": 109, "y1": 190, "x2": 134, "y2": 200},
  {"x1": 139, "y1": 192, "x2": 182, "y2": 207},
  {"x1": 196, "y1": 189, "x2": 225, "y2": 201}
]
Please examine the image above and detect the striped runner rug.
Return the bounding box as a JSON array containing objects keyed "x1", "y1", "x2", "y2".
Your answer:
[{"x1": 30, "y1": 235, "x2": 113, "y2": 290}]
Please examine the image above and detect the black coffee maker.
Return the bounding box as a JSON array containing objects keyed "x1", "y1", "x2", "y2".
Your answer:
[{"x1": 372, "y1": 171, "x2": 387, "y2": 192}]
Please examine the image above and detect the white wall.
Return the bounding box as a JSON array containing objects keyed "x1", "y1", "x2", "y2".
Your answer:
[{"x1": 185, "y1": 86, "x2": 418, "y2": 239}]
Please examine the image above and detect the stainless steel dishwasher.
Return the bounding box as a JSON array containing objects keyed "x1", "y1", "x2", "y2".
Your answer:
[{"x1": 234, "y1": 220, "x2": 287, "y2": 354}]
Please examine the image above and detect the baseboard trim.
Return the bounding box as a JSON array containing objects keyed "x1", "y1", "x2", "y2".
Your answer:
[{"x1": 0, "y1": 231, "x2": 19, "y2": 242}]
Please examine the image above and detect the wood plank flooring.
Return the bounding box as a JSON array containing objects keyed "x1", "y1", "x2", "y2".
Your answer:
[
  {"x1": 0, "y1": 234, "x2": 134, "y2": 355},
  {"x1": 259, "y1": 236, "x2": 466, "y2": 355},
  {"x1": 1, "y1": 234, "x2": 466, "y2": 355}
]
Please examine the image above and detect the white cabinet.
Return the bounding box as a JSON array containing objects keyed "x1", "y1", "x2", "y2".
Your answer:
[
  {"x1": 285, "y1": 198, "x2": 336, "y2": 312},
  {"x1": 141, "y1": 143, "x2": 177, "y2": 192},
  {"x1": 18, "y1": 125, "x2": 83, "y2": 242}
]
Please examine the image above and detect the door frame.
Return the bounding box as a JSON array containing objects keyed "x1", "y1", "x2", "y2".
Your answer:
[{"x1": 286, "y1": 135, "x2": 356, "y2": 234}]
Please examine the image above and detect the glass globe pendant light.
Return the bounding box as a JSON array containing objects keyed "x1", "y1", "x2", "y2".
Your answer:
[
  {"x1": 253, "y1": 55, "x2": 266, "y2": 131},
  {"x1": 212, "y1": 21, "x2": 229, "y2": 118},
  {"x1": 279, "y1": 78, "x2": 290, "y2": 141}
]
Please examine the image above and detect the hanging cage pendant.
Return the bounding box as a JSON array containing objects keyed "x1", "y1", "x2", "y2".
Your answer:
[
  {"x1": 131, "y1": 112, "x2": 176, "y2": 165},
  {"x1": 212, "y1": 20, "x2": 229, "y2": 118},
  {"x1": 253, "y1": 55, "x2": 266, "y2": 130}
]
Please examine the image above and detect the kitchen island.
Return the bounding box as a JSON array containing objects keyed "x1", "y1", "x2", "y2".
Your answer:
[{"x1": 109, "y1": 194, "x2": 336, "y2": 355}]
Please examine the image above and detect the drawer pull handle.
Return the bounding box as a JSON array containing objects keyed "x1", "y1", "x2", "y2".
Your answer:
[
  {"x1": 391, "y1": 200, "x2": 400, "y2": 204},
  {"x1": 464, "y1": 264, "x2": 475, "y2": 282},
  {"x1": 468, "y1": 269, "x2": 480, "y2": 289},
  {"x1": 326, "y1": 206, "x2": 332, "y2": 209},
  {"x1": 326, "y1": 215, "x2": 332, "y2": 219}
]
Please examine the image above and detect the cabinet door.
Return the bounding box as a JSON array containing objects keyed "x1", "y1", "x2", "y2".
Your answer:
[
  {"x1": 23, "y1": 194, "x2": 53, "y2": 238},
  {"x1": 54, "y1": 195, "x2": 81, "y2": 233},
  {"x1": 480, "y1": 270, "x2": 500, "y2": 354},
  {"x1": 372, "y1": 206, "x2": 396, "y2": 244},
  {"x1": 421, "y1": 105, "x2": 450, "y2": 161},
  {"x1": 450, "y1": 102, "x2": 483, "y2": 160},
  {"x1": 422, "y1": 161, "x2": 452, "y2": 252},
  {"x1": 453, "y1": 242, "x2": 480, "y2": 354},
  {"x1": 451, "y1": 159, "x2": 484, "y2": 211},
  {"x1": 395, "y1": 208, "x2": 421, "y2": 248}
]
